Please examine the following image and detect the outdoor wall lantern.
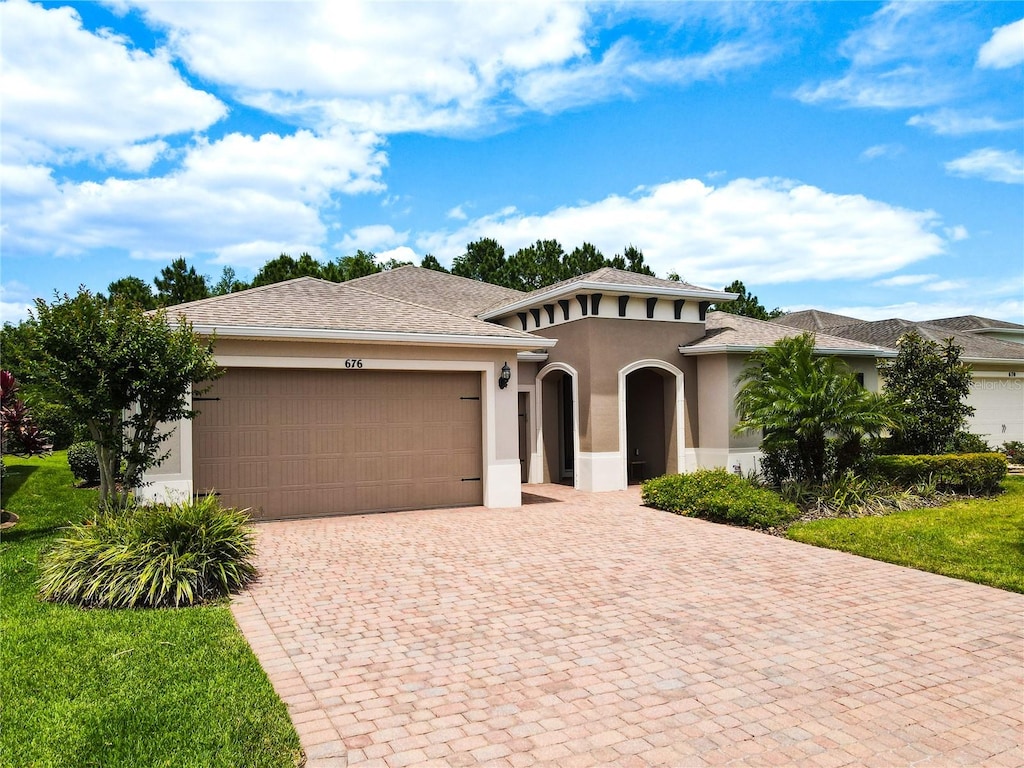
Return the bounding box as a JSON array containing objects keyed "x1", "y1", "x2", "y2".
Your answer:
[{"x1": 498, "y1": 362, "x2": 511, "y2": 389}]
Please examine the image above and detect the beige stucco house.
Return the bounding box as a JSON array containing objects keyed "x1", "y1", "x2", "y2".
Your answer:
[{"x1": 140, "y1": 267, "x2": 894, "y2": 520}]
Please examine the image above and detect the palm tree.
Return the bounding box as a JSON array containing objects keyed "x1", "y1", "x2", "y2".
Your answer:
[{"x1": 734, "y1": 333, "x2": 891, "y2": 486}]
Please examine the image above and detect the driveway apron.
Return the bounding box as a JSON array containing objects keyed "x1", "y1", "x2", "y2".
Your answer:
[{"x1": 231, "y1": 485, "x2": 1024, "y2": 767}]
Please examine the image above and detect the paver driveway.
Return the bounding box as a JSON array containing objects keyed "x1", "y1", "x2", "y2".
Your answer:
[{"x1": 232, "y1": 485, "x2": 1024, "y2": 767}]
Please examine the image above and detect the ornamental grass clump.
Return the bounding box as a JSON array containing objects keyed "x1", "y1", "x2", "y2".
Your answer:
[
  {"x1": 642, "y1": 468, "x2": 800, "y2": 529},
  {"x1": 38, "y1": 495, "x2": 257, "y2": 609}
]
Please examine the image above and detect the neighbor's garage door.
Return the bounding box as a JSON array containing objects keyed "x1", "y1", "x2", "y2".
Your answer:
[
  {"x1": 968, "y1": 377, "x2": 1024, "y2": 444},
  {"x1": 192, "y1": 368, "x2": 483, "y2": 520}
]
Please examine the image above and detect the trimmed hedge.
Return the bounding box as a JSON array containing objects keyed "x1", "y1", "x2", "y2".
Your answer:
[
  {"x1": 642, "y1": 468, "x2": 800, "y2": 529},
  {"x1": 67, "y1": 441, "x2": 100, "y2": 485},
  {"x1": 868, "y1": 453, "x2": 1007, "y2": 494}
]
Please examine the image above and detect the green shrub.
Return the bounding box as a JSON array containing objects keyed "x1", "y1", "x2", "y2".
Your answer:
[
  {"x1": 642, "y1": 468, "x2": 800, "y2": 529},
  {"x1": 37, "y1": 495, "x2": 257, "y2": 609},
  {"x1": 868, "y1": 453, "x2": 1007, "y2": 495},
  {"x1": 67, "y1": 441, "x2": 101, "y2": 485},
  {"x1": 1003, "y1": 441, "x2": 1024, "y2": 465}
]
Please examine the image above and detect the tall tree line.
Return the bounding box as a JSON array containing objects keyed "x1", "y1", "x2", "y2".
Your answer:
[
  {"x1": 99, "y1": 239, "x2": 662, "y2": 310},
  {"x1": 450, "y1": 239, "x2": 654, "y2": 291}
]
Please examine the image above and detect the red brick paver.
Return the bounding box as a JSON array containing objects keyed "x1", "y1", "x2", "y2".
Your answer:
[{"x1": 231, "y1": 484, "x2": 1024, "y2": 767}]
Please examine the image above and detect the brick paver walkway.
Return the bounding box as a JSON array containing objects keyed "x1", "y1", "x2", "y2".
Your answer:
[{"x1": 231, "y1": 484, "x2": 1024, "y2": 767}]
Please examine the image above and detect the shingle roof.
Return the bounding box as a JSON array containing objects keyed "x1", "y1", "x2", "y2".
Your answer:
[
  {"x1": 167, "y1": 277, "x2": 541, "y2": 343},
  {"x1": 822, "y1": 319, "x2": 1024, "y2": 361},
  {"x1": 680, "y1": 311, "x2": 893, "y2": 355},
  {"x1": 927, "y1": 315, "x2": 1024, "y2": 332},
  {"x1": 774, "y1": 309, "x2": 864, "y2": 331},
  {"x1": 346, "y1": 265, "x2": 524, "y2": 317}
]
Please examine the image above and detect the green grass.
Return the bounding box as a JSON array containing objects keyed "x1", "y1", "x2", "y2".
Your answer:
[
  {"x1": 787, "y1": 476, "x2": 1024, "y2": 593},
  {"x1": 1, "y1": 453, "x2": 301, "y2": 768}
]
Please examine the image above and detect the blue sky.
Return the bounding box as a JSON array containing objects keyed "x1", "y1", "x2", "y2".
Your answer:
[{"x1": 2, "y1": 0, "x2": 1022, "y2": 323}]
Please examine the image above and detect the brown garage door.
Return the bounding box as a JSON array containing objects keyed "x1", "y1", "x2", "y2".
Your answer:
[{"x1": 192, "y1": 368, "x2": 483, "y2": 520}]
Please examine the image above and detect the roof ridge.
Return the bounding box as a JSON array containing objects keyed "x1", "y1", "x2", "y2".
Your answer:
[
  {"x1": 165, "y1": 275, "x2": 329, "y2": 312},
  {"x1": 713, "y1": 311, "x2": 893, "y2": 351},
  {"x1": 347, "y1": 264, "x2": 526, "y2": 295},
  {"x1": 340, "y1": 281, "x2": 536, "y2": 339}
]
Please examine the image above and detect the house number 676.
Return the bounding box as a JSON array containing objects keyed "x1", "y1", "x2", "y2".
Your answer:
[{"x1": 345, "y1": 359, "x2": 364, "y2": 369}]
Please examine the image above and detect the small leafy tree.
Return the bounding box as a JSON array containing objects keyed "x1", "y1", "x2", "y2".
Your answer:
[
  {"x1": 31, "y1": 289, "x2": 220, "y2": 509},
  {"x1": 1, "y1": 321, "x2": 84, "y2": 448},
  {"x1": 878, "y1": 332, "x2": 974, "y2": 455},
  {"x1": 735, "y1": 333, "x2": 891, "y2": 486}
]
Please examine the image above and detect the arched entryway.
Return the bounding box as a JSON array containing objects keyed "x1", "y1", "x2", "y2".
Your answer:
[
  {"x1": 536, "y1": 363, "x2": 579, "y2": 486},
  {"x1": 619, "y1": 361, "x2": 684, "y2": 486}
]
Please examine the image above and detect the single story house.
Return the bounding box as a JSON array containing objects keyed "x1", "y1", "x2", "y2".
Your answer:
[
  {"x1": 141, "y1": 266, "x2": 894, "y2": 520},
  {"x1": 775, "y1": 311, "x2": 1024, "y2": 445}
]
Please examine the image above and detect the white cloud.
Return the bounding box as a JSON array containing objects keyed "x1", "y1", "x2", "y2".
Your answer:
[
  {"x1": 831, "y1": 273, "x2": 1024, "y2": 323},
  {"x1": 338, "y1": 224, "x2": 408, "y2": 253},
  {"x1": 922, "y1": 279, "x2": 966, "y2": 293},
  {"x1": 796, "y1": 66, "x2": 957, "y2": 110},
  {"x1": 516, "y1": 39, "x2": 774, "y2": 113},
  {"x1": 907, "y1": 109, "x2": 1024, "y2": 136},
  {"x1": 377, "y1": 246, "x2": 419, "y2": 264},
  {"x1": 830, "y1": 297, "x2": 1024, "y2": 324},
  {"x1": 447, "y1": 205, "x2": 469, "y2": 221},
  {"x1": 208, "y1": 241, "x2": 323, "y2": 269},
  {"x1": 103, "y1": 140, "x2": 171, "y2": 173},
  {"x1": 945, "y1": 148, "x2": 1024, "y2": 184},
  {"x1": 181, "y1": 129, "x2": 386, "y2": 199},
  {"x1": 861, "y1": 144, "x2": 904, "y2": 161},
  {"x1": 3, "y1": 129, "x2": 388, "y2": 268},
  {"x1": 515, "y1": 39, "x2": 636, "y2": 112},
  {"x1": 944, "y1": 225, "x2": 969, "y2": 241},
  {"x1": 120, "y1": 1, "x2": 776, "y2": 134},
  {"x1": 417, "y1": 177, "x2": 949, "y2": 287},
  {"x1": 795, "y1": 3, "x2": 968, "y2": 109},
  {"x1": 127, "y1": 0, "x2": 590, "y2": 133},
  {"x1": 873, "y1": 274, "x2": 938, "y2": 287},
  {"x1": 0, "y1": 282, "x2": 36, "y2": 325},
  {"x1": 977, "y1": 18, "x2": 1024, "y2": 69},
  {"x1": 0, "y1": 0, "x2": 225, "y2": 165}
]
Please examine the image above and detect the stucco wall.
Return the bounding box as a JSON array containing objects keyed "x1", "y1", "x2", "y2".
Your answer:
[
  {"x1": 690, "y1": 351, "x2": 888, "y2": 471},
  {"x1": 533, "y1": 318, "x2": 703, "y2": 453}
]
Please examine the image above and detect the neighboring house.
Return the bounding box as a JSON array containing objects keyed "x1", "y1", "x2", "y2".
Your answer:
[
  {"x1": 927, "y1": 315, "x2": 1024, "y2": 346},
  {"x1": 775, "y1": 312, "x2": 1024, "y2": 445},
  {"x1": 140, "y1": 267, "x2": 895, "y2": 520}
]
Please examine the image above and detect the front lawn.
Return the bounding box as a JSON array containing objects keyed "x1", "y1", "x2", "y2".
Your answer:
[
  {"x1": 787, "y1": 476, "x2": 1024, "y2": 593},
  {"x1": 0, "y1": 453, "x2": 301, "y2": 768}
]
